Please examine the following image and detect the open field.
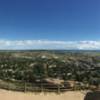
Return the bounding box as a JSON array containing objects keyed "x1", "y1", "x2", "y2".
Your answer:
[{"x1": 0, "y1": 89, "x2": 85, "y2": 100}]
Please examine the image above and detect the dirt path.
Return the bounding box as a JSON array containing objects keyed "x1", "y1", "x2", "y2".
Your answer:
[{"x1": 0, "y1": 89, "x2": 85, "y2": 100}]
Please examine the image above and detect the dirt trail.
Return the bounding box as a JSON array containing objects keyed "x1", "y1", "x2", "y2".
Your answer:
[{"x1": 0, "y1": 89, "x2": 85, "y2": 100}]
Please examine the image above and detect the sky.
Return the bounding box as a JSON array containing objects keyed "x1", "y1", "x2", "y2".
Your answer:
[{"x1": 0, "y1": 0, "x2": 100, "y2": 49}]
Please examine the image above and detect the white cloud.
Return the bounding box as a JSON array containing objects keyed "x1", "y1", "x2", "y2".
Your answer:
[{"x1": 0, "y1": 39, "x2": 100, "y2": 50}]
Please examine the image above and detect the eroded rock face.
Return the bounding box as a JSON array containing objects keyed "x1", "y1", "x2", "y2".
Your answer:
[{"x1": 84, "y1": 91, "x2": 100, "y2": 100}]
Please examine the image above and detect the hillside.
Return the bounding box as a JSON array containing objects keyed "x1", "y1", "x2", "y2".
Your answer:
[{"x1": 0, "y1": 50, "x2": 99, "y2": 92}]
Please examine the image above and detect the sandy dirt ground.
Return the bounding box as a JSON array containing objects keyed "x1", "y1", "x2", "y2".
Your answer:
[{"x1": 0, "y1": 89, "x2": 85, "y2": 100}]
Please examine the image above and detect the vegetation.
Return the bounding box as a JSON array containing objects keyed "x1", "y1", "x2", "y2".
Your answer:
[{"x1": 0, "y1": 50, "x2": 100, "y2": 92}]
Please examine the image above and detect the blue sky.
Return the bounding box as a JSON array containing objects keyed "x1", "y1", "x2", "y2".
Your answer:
[{"x1": 0, "y1": 0, "x2": 100, "y2": 49}]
